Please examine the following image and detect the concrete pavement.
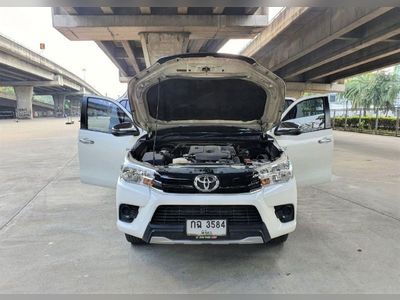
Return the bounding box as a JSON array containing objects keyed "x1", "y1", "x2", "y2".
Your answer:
[{"x1": 0, "y1": 119, "x2": 399, "y2": 293}]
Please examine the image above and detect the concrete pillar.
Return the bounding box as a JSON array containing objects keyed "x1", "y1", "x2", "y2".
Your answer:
[
  {"x1": 53, "y1": 94, "x2": 66, "y2": 117},
  {"x1": 14, "y1": 86, "x2": 33, "y2": 119},
  {"x1": 71, "y1": 98, "x2": 81, "y2": 116},
  {"x1": 140, "y1": 32, "x2": 190, "y2": 67}
]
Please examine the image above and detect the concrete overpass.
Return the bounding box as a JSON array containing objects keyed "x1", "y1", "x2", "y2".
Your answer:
[
  {"x1": 0, "y1": 34, "x2": 101, "y2": 118},
  {"x1": 52, "y1": 6, "x2": 270, "y2": 82},
  {"x1": 0, "y1": 92, "x2": 80, "y2": 118},
  {"x1": 241, "y1": 7, "x2": 400, "y2": 97},
  {"x1": 51, "y1": 6, "x2": 400, "y2": 97}
]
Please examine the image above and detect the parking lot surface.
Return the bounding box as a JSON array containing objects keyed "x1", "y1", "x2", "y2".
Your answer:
[{"x1": 0, "y1": 118, "x2": 399, "y2": 293}]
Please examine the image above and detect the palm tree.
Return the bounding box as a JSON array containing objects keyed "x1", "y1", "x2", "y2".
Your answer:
[
  {"x1": 368, "y1": 72, "x2": 400, "y2": 115},
  {"x1": 340, "y1": 67, "x2": 400, "y2": 132},
  {"x1": 362, "y1": 71, "x2": 400, "y2": 131},
  {"x1": 341, "y1": 73, "x2": 375, "y2": 116},
  {"x1": 342, "y1": 70, "x2": 400, "y2": 114},
  {"x1": 382, "y1": 72, "x2": 400, "y2": 115}
]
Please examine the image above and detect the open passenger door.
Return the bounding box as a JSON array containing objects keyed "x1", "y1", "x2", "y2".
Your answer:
[
  {"x1": 271, "y1": 95, "x2": 333, "y2": 186},
  {"x1": 78, "y1": 96, "x2": 143, "y2": 188}
]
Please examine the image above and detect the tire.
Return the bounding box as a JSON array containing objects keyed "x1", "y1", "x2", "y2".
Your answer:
[
  {"x1": 125, "y1": 234, "x2": 146, "y2": 245},
  {"x1": 269, "y1": 234, "x2": 289, "y2": 245}
]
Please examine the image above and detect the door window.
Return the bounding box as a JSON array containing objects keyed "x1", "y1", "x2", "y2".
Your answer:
[
  {"x1": 119, "y1": 100, "x2": 127, "y2": 108},
  {"x1": 124, "y1": 101, "x2": 131, "y2": 114},
  {"x1": 281, "y1": 97, "x2": 327, "y2": 133},
  {"x1": 118, "y1": 99, "x2": 132, "y2": 114},
  {"x1": 87, "y1": 98, "x2": 129, "y2": 133},
  {"x1": 283, "y1": 99, "x2": 294, "y2": 111}
]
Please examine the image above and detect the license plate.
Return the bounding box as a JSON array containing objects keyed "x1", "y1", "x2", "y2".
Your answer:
[{"x1": 186, "y1": 219, "x2": 227, "y2": 237}]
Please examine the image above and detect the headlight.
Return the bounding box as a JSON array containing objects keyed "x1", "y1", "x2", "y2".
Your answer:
[
  {"x1": 120, "y1": 166, "x2": 155, "y2": 186},
  {"x1": 256, "y1": 154, "x2": 293, "y2": 186}
]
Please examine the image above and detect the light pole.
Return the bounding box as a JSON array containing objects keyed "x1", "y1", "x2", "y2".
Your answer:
[{"x1": 82, "y1": 68, "x2": 87, "y2": 81}]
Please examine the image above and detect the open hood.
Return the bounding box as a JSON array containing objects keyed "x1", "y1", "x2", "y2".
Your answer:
[{"x1": 128, "y1": 53, "x2": 285, "y2": 133}]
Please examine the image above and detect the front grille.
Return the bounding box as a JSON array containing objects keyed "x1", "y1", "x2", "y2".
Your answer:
[
  {"x1": 151, "y1": 205, "x2": 263, "y2": 225},
  {"x1": 153, "y1": 171, "x2": 261, "y2": 194}
]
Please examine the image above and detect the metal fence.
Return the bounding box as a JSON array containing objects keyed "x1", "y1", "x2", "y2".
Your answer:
[
  {"x1": 0, "y1": 110, "x2": 15, "y2": 119},
  {"x1": 15, "y1": 108, "x2": 31, "y2": 119},
  {"x1": 331, "y1": 107, "x2": 400, "y2": 137}
]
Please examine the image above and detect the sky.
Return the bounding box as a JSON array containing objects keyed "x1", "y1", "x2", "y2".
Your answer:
[
  {"x1": 0, "y1": 7, "x2": 283, "y2": 99},
  {"x1": 218, "y1": 7, "x2": 283, "y2": 54}
]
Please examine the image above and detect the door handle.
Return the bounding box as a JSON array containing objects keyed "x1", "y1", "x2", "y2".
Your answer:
[
  {"x1": 79, "y1": 138, "x2": 95, "y2": 144},
  {"x1": 318, "y1": 137, "x2": 332, "y2": 144}
]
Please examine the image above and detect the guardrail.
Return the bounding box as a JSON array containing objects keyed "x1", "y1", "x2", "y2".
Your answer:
[{"x1": 0, "y1": 110, "x2": 15, "y2": 119}]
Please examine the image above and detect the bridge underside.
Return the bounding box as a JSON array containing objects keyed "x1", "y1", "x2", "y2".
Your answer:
[
  {"x1": 53, "y1": 6, "x2": 400, "y2": 97},
  {"x1": 0, "y1": 63, "x2": 89, "y2": 95},
  {"x1": 242, "y1": 7, "x2": 400, "y2": 85},
  {"x1": 0, "y1": 93, "x2": 81, "y2": 119},
  {"x1": 0, "y1": 33, "x2": 100, "y2": 118},
  {"x1": 53, "y1": 6, "x2": 269, "y2": 82}
]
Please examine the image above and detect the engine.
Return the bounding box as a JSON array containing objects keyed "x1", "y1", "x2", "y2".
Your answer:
[
  {"x1": 185, "y1": 145, "x2": 239, "y2": 164},
  {"x1": 140, "y1": 143, "x2": 274, "y2": 166}
]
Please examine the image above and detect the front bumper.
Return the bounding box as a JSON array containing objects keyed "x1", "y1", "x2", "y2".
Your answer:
[{"x1": 116, "y1": 178, "x2": 297, "y2": 244}]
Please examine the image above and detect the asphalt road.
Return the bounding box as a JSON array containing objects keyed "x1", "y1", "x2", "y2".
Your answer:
[{"x1": 0, "y1": 119, "x2": 399, "y2": 293}]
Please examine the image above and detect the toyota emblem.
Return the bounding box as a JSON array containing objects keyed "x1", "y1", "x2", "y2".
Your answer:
[{"x1": 194, "y1": 174, "x2": 220, "y2": 192}]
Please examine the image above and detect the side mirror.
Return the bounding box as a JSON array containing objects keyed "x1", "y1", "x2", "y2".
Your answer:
[
  {"x1": 274, "y1": 121, "x2": 302, "y2": 136},
  {"x1": 112, "y1": 122, "x2": 140, "y2": 136}
]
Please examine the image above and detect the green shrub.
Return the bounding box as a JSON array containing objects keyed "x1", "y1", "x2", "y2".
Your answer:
[{"x1": 333, "y1": 116, "x2": 397, "y2": 131}]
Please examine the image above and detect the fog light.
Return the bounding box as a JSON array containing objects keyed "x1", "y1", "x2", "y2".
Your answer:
[
  {"x1": 142, "y1": 177, "x2": 154, "y2": 186},
  {"x1": 274, "y1": 204, "x2": 294, "y2": 223},
  {"x1": 119, "y1": 204, "x2": 139, "y2": 223},
  {"x1": 260, "y1": 178, "x2": 271, "y2": 186}
]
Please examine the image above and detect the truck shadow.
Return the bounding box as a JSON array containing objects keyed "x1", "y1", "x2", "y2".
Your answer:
[{"x1": 126, "y1": 242, "x2": 288, "y2": 293}]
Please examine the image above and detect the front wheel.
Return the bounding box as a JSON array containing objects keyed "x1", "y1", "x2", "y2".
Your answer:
[
  {"x1": 268, "y1": 234, "x2": 289, "y2": 245},
  {"x1": 125, "y1": 234, "x2": 147, "y2": 245}
]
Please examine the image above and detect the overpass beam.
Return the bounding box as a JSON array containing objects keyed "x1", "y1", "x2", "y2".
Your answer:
[
  {"x1": 277, "y1": 8, "x2": 400, "y2": 81},
  {"x1": 68, "y1": 98, "x2": 81, "y2": 116},
  {"x1": 286, "y1": 82, "x2": 345, "y2": 98},
  {"x1": 241, "y1": 7, "x2": 396, "y2": 83},
  {"x1": 286, "y1": 90, "x2": 305, "y2": 99},
  {"x1": 53, "y1": 94, "x2": 66, "y2": 117},
  {"x1": 140, "y1": 32, "x2": 190, "y2": 67},
  {"x1": 53, "y1": 14, "x2": 269, "y2": 40},
  {"x1": 14, "y1": 86, "x2": 33, "y2": 119}
]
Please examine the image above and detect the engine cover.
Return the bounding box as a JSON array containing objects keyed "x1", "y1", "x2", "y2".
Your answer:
[{"x1": 188, "y1": 145, "x2": 235, "y2": 162}]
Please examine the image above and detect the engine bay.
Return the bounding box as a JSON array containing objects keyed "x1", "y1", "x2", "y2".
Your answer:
[
  {"x1": 128, "y1": 130, "x2": 285, "y2": 193},
  {"x1": 136, "y1": 141, "x2": 281, "y2": 167}
]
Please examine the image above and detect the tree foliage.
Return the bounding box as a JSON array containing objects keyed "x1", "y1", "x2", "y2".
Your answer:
[
  {"x1": 341, "y1": 69, "x2": 400, "y2": 113},
  {"x1": 0, "y1": 86, "x2": 15, "y2": 96}
]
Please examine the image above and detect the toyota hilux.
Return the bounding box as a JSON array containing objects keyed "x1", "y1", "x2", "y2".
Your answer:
[{"x1": 78, "y1": 53, "x2": 333, "y2": 246}]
